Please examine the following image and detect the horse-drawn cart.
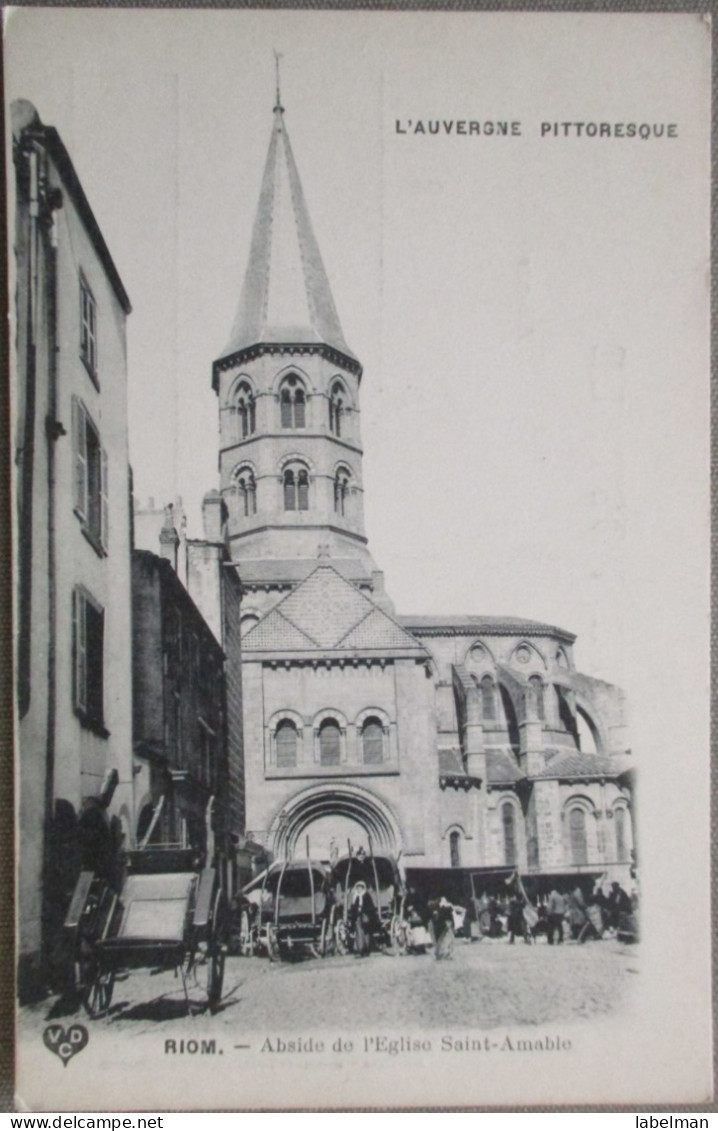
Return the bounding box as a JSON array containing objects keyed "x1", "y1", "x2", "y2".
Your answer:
[
  {"x1": 64, "y1": 848, "x2": 228, "y2": 1018},
  {"x1": 237, "y1": 858, "x2": 331, "y2": 961}
]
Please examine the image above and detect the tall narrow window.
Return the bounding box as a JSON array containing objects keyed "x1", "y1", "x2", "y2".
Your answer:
[
  {"x1": 449, "y1": 831, "x2": 461, "y2": 868},
  {"x1": 297, "y1": 469, "x2": 309, "y2": 511},
  {"x1": 79, "y1": 274, "x2": 98, "y2": 384},
  {"x1": 283, "y1": 469, "x2": 296, "y2": 510},
  {"x1": 279, "y1": 376, "x2": 306, "y2": 429},
  {"x1": 73, "y1": 398, "x2": 108, "y2": 553},
  {"x1": 236, "y1": 468, "x2": 256, "y2": 516},
  {"x1": 361, "y1": 718, "x2": 384, "y2": 764},
  {"x1": 569, "y1": 806, "x2": 588, "y2": 866},
  {"x1": 276, "y1": 720, "x2": 298, "y2": 768},
  {"x1": 235, "y1": 382, "x2": 255, "y2": 439},
  {"x1": 329, "y1": 381, "x2": 345, "y2": 437},
  {"x1": 73, "y1": 587, "x2": 104, "y2": 731},
  {"x1": 481, "y1": 674, "x2": 496, "y2": 720},
  {"x1": 502, "y1": 802, "x2": 517, "y2": 866},
  {"x1": 319, "y1": 719, "x2": 341, "y2": 765},
  {"x1": 615, "y1": 808, "x2": 628, "y2": 863},
  {"x1": 529, "y1": 674, "x2": 545, "y2": 720},
  {"x1": 334, "y1": 470, "x2": 350, "y2": 516}
]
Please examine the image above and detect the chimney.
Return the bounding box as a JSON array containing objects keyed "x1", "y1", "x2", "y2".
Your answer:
[
  {"x1": 159, "y1": 504, "x2": 180, "y2": 571},
  {"x1": 202, "y1": 489, "x2": 227, "y2": 543}
]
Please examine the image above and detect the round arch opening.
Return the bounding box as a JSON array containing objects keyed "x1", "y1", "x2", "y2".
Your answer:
[{"x1": 268, "y1": 784, "x2": 402, "y2": 862}]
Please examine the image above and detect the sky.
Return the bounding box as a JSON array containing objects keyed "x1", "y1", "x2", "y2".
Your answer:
[{"x1": 5, "y1": 9, "x2": 710, "y2": 702}]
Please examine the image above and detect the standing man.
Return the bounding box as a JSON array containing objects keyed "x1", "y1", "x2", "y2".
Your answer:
[{"x1": 547, "y1": 887, "x2": 566, "y2": 945}]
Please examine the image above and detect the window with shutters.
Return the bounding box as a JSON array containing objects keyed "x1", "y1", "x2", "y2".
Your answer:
[
  {"x1": 276, "y1": 720, "x2": 298, "y2": 768},
  {"x1": 73, "y1": 587, "x2": 105, "y2": 732},
  {"x1": 79, "y1": 274, "x2": 98, "y2": 385},
  {"x1": 361, "y1": 717, "x2": 384, "y2": 764},
  {"x1": 449, "y1": 830, "x2": 461, "y2": 868},
  {"x1": 319, "y1": 719, "x2": 341, "y2": 765},
  {"x1": 72, "y1": 397, "x2": 108, "y2": 555}
]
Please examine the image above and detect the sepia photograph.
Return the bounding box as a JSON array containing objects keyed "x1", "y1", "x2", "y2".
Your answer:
[{"x1": 5, "y1": 8, "x2": 711, "y2": 1110}]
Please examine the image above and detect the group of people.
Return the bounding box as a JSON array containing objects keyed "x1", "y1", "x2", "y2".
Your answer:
[{"x1": 480, "y1": 878, "x2": 637, "y2": 945}]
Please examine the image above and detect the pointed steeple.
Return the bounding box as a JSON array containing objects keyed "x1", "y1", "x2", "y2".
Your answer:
[{"x1": 218, "y1": 99, "x2": 357, "y2": 369}]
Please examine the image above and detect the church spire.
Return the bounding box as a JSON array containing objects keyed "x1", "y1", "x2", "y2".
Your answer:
[{"x1": 217, "y1": 87, "x2": 357, "y2": 371}]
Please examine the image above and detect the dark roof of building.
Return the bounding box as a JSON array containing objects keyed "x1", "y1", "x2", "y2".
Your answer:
[
  {"x1": 243, "y1": 564, "x2": 426, "y2": 656},
  {"x1": 12, "y1": 101, "x2": 131, "y2": 315},
  {"x1": 399, "y1": 614, "x2": 576, "y2": 643},
  {"x1": 215, "y1": 105, "x2": 357, "y2": 373}
]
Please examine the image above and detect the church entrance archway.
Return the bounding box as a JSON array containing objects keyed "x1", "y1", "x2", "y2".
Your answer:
[{"x1": 267, "y1": 783, "x2": 402, "y2": 862}]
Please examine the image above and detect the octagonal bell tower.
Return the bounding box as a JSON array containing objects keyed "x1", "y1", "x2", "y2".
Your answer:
[{"x1": 212, "y1": 95, "x2": 382, "y2": 617}]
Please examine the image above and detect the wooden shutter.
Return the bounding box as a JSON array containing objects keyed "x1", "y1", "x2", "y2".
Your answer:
[
  {"x1": 100, "y1": 446, "x2": 109, "y2": 552},
  {"x1": 73, "y1": 398, "x2": 87, "y2": 519},
  {"x1": 73, "y1": 589, "x2": 87, "y2": 713}
]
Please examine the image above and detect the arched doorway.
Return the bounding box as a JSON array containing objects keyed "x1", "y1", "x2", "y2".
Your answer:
[{"x1": 267, "y1": 783, "x2": 403, "y2": 861}]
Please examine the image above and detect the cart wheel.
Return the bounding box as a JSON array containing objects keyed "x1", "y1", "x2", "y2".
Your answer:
[
  {"x1": 390, "y1": 914, "x2": 408, "y2": 956},
  {"x1": 266, "y1": 924, "x2": 281, "y2": 963},
  {"x1": 308, "y1": 917, "x2": 328, "y2": 960},
  {"x1": 335, "y1": 918, "x2": 350, "y2": 956},
  {"x1": 83, "y1": 966, "x2": 115, "y2": 1019},
  {"x1": 239, "y1": 909, "x2": 254, "y2": 957}
]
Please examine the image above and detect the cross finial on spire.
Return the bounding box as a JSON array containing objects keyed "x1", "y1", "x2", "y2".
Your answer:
[{"x1": 273, "y1": 50, "x2": 284, "y2": 113}]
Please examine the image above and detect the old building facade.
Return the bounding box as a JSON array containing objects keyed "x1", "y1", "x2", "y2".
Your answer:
[
  {"x1": 210, "y1": 98, "x2": 635, "y2": 896},
  {"x1": 12, "y1": 101, "x2": 135, "y2": 991}
]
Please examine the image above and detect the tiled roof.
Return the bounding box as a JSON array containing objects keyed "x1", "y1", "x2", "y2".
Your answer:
[
  {"x1": 534, "y1": 752, "x2": 624, "y2": 780},
  {"x1": 438, "y1": 749, "x2": 466, "y2": 775},
  {"x1": 217, "y1": 107, "x2": 357, "y2": 368},
  {"x1": 243, "y1": 565, "x2": 425, "y2": 655},
  {"x1": 399, "y1": 615, "x2": 575, "y2": 643},
  {"x1": 486, "y1": 750, "x2": 525, "y2": 784}
]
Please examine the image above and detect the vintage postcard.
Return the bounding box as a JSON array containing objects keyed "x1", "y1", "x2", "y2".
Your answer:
[{"x1": 5, "y1": 8, "x2": 711, "y2": 1110}]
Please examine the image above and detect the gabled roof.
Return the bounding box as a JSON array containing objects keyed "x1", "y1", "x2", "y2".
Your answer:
[
  {"x1": 217, "y1": 105, "x2": 357, "y2": 370},
  {"x1": 243, "y1": 565, "x2": 426, "y2": 656}
]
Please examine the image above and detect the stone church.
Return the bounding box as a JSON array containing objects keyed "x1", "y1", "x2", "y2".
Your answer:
[{"x1": 210, "y1": 96, "x2": 635, "y2": 897}]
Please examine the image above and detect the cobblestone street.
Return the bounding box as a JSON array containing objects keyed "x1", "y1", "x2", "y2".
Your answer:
[{"x1": 19, "y1": 937, "x2": 638, "y2": 1042}]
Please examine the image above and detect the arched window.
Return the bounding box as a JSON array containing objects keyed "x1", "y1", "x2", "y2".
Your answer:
[
  {"x1": 502, "y1": 802, "x2": 517, "y2": 866},
  {"x1": 234, "y1": 381, "x2": 255, "y2": 439},
  {"x1": 569, "y1": 806, "x2": 588, "y2": 866},
  {"x1": 361, "y1": 717, "x2": 384, "y2": 764},
  {"x1": 329, "y1": 381, "x2": 345, "y2": 437},
  {"x1": 319, "y1": 719, "x2": 341, "y2": 766},
  {"x1": 449, "y1": 830, "x2": 461, "y2": 869},
  {"x1": 334, "y1": 469, "x2": 350, "y2": 516},
  {"x1": 280, "y1": 376, "x2": 306, "y2": 429},
  {"x1": 481, "y1": 675, "x2": 496, "y2": 720},
  {"x1": 615, "y1": 807, "x2": 629, "y2": 863},
  {"x1": 276, "y1": 720, "x2": 298, "y2": 768},
  {"x1": 283, "y1": 466, "x2": 310, "y2": 511},
  {"x1": 235, "y1": 468, "x2": 256, "y2": 516},
  {"x1": 529, "y1": 674, "x2": 545, "y2": 720}
]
